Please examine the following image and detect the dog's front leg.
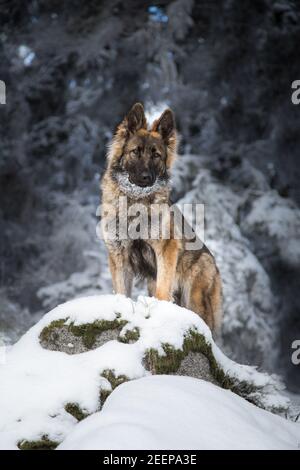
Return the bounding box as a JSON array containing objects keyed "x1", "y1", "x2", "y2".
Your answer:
[
  {"x1": 108, "y1": 250, "x2": 133, "y2": 297},
  {"x1": 153, "y1": 239, "x2": 178, "y2": 302}
]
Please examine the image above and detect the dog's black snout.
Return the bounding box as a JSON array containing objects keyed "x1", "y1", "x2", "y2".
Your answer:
[
  {"x1": 141, "y1": 171, "x2": 152, "y2": 185},
  {"x1": 129, "y1": 168, "x2": 156, "y2": 187}
]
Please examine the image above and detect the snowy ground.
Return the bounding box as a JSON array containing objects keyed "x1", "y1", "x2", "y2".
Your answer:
[
  {"x1": 0, "y1": 294, "x2": 294, "y2": 450},
  {"x1": 58, "y1": 375, "x2": 300, "y2": 450}
]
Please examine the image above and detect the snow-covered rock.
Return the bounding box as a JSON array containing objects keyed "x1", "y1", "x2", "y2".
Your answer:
[
  {"x1": 58, "y1": 375, "x2": 300, "y2": 450},
  {"x1": 0, "y1": 295, "x2": 290, "y2": 450}
]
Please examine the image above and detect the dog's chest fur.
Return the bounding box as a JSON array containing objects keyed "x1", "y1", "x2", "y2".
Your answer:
[{"x1": 102, "y1": 181, "x2": 170, "y2": 279}]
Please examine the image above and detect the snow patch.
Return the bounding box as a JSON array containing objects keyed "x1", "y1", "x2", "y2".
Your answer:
[
  {"x1": 58, "y1": 376, "x2": 300, "y2": 450},
  {"x1": 18, "y1": 45, "x2": 36, "y2": 66}
]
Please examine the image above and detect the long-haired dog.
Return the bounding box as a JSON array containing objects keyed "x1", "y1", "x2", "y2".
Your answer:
[{"x1": 101, "y1": 103, "x2": 222, "y2": 332}]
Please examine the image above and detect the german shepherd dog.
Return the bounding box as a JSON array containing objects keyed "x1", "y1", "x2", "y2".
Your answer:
[{"x1": 101, "y1": 103, "x2": 222, "y2": 332}]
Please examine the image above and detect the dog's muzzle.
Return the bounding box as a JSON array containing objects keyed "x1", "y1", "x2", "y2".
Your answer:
[{"x1": 129, "y1": 171, "x2": 156, "y2": 187}]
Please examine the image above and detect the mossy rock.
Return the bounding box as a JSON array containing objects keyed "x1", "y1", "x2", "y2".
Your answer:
[
  {"x1": 144, "y1": 330, "x2": 218, "y2": 375},
  {"x1": 65, "y1": 402, "x2": 90, "y2": 421},
  {"x1": 18, "y1": 435, "x2": 58, "y2": 450},
  {"x1": 40, "y1": 318, "x2": 127, "y2": 353},
  {"x1": 118, "y1": 327, "x2": 140, "y2": 344},
  {"x1": 7, "y1": 295, "x2": 288, "y2": 452},
  {"x1": 100, "y1": 369, "x2": 129, "y2": 405},
  {"x1": 144, "y1": 329, "x2": 266, "y2": 408},
  {"x1": 175, "y1": 352, "x2": 219, "y2": 385},
  {"x1": 38, "y1": 319, "x2": 284, "y2": 420}
]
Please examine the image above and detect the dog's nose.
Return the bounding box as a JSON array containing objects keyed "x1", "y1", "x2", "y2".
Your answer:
[{"x1": 140, "y1": 172, "x2": 152, "y2": 185}]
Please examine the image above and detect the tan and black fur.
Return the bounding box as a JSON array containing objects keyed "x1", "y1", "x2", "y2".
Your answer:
[{"x1": 101, "y1": 103, "x2": 222, "y2": 332}]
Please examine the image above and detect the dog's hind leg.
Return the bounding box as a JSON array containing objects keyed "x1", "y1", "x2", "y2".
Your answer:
[
  {"x1": 187, "y1": 282, "x2": 213, "y2": 330},
  {"x1": 186, "y1": 273, "x2": 222, "y2": 334}
]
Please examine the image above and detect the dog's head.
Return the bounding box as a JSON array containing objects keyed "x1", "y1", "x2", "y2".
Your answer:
[{"x1": 109, "y1": 103, "x2": 177, "y2": 191}]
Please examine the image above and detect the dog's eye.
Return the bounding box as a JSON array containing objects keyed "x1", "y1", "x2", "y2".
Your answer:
[
  {"x1": 151, "y1": 147, "x2": 161, "y2": 159},
  {"x1": 131, "y1": 148, "x2": 139, "y2": 156}
]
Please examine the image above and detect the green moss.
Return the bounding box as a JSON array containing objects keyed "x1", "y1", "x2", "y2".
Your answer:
[
  {"x1": 101, "y1": 369, "x2": 129, "y2": 389},
  {"x1": 39, "y1": 319, "x2": 67, "y2": 343},
  {"x1": 18, "y1": 435, "x2": 58, "y2": 450},
  {"x1": 65, "y1": 403, "x2": 89, "y2": 421},
  {"x1": 40, "y1": 318, "x2": 127, "y2": 349},
  {"x1": 99, "y1": 387, "x2": 112, "y2": 406},
  {"x1": 144, "y1": 329, "x2": 265, "y2": 408},
  {"x1": 183, "y1": 330, "x2": 232, "y2": 388},
  {"x1": 145, "y1": 345, "x2": 183, "y2": 374},
  {"x1": 118, "y1": 327, "x2": 140, "y2": 343},
  {"x1": 100, "y1": 369, "x2": 129, "y2": 406},
  {"x1": 70, "y1": 319, "x2": 122, "y2": 348},
  {"x1": 144, "y1": 330, "x2": 208, "y2": 375}
]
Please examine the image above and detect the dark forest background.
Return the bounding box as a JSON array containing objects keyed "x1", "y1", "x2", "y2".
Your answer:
[{"x1": 0, "y1": 0, "x2": 300, "y2": 392}]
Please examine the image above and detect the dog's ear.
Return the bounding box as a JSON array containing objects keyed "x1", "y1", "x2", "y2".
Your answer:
[
  {"x1": 152, "y1": 109, "x2": 175, "y2": 143},
  {"x1": 125, "y1": 103, "x2": 147, "y2": 134},
  {"x1": 109, "y1": 103, "x2": 146, "y2": 164}
]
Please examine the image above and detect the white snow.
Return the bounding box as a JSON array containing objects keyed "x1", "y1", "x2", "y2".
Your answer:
[
  {"x1": 0, "y1": 294, "x2": 290, "y2": 449},
  {"x1": 58, "y1": 375, "x2": 300, "y2": 450},
  {"x1": 244, "y1": 191, "x2": 300, "y2": 239},
  {"x1": 144, "y1": 102, "x2": 169, "y2": 123},
  {"x1": 243, "y1": 191, "x2": 300, "y2": 267},
  {"x1": 18, "y1": 45, "x2": 36, "y2": 66}
]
